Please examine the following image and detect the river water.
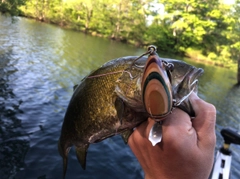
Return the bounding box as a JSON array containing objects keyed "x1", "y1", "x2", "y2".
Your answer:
[{"x1": 0, "y1": 16, "x2": 239, "y2": 179}]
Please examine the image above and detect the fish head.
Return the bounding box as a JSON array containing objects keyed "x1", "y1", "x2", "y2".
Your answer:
[
  {"x1": 115, "y1": 56, "x2": 203, "y2": 118},
  {"x1": 166, "y1": 58, "x2": 204, "y2": 116}
]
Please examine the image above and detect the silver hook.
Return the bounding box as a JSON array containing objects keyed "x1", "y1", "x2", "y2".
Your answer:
[
  {"x1": 130, "y1": 45, "x2": 157, "y2": 69},
  {"x1": 173, "y1": 79, "x2": 198, "y2": 106}
]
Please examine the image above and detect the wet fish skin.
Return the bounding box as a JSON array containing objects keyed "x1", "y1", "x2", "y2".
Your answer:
[
  {"x1": 58, "y1": 55, "x2": 203, "y2": 177},
  {"x1": 58, "y1": 56, "x2": 148, "y2": 177}
]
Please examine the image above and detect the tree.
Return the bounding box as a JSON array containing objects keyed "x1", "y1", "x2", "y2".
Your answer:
[
  {"x1": 11, "y1": 0, "x2": 240, "y2": 76},
  {"x1": 230, "y1": 0, "x2": 240, "y2": 84},
  {"x1": 0, "y1": 0, "x2": 26, "y2": 15}
]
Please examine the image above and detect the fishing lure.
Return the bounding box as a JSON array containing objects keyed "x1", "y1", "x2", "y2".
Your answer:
[
  {"x1": 140, "y1": 46, "x2": 174, "y2": 145},
  {"x1": 141, "y1": 45, "x2": 173, "y2": 119}
]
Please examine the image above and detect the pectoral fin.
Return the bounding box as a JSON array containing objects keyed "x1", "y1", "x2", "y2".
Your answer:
[
  {"x1": 121, "y1": 129, "x2": 133, "y2": 144},
  {"x1": 75, "y1": 144, "x2": 89, "y2": 170},
  {"x1": 115, "y1": 97, "x2": 124, "y2": 125}
]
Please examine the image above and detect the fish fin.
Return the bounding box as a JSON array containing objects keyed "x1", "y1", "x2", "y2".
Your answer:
[
  {"x1": 75, "y1": 145, "x2": 89, "y2": 170},
  {"x1": 73, "y1": 84, "x2": 78, "y2": 91},
  {"x1": 62, "y1": 150, "x2": 69, "y2": 179},
  {"x1": 121, "y1": 129, "x2": 133, "y2": 144},
  {"x1": 58, "y1": 140, "x2": 71, "y2": 178},
  {"x1": 114, "y1": 97, "x2": 124, "y2": 125}
]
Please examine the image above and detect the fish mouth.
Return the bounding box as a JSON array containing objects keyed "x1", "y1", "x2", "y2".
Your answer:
[
  {"x1": 186, "y1": 67, "x2": 204, "y2": 95},
  {"x1": 183, "y1": 67, "x2": 204, "y2": 93},
  {"x1": 149, "y1": 67, "x2": 204, "y2": 121},
  {"x1": 173, "y1": 67, "x2": 204, "y2": 117},
  {"x1": 190, "y1": 68, "x2": 204, "y2": 85}
]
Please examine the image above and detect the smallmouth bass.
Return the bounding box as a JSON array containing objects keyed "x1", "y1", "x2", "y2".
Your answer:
[{"x1": 58, "y1": 52, "x2": 203, "y2": 177}]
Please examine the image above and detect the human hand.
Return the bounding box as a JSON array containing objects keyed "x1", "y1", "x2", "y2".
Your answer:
[{"x1": 128, "y1": 93, "x2": 216, "y2": 179}]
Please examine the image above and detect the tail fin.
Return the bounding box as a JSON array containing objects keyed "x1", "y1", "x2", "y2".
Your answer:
[{"x1": 58, "y1": 140, "x2": 71, "y2": 179}]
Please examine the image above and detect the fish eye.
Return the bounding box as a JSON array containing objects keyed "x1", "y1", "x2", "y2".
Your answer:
[
  {"x1": 166, "y1": 63, "x2": 174, "y2": 72},
  {"x1": 163, "y1": 61, "x2": 174, "y2": 72}
]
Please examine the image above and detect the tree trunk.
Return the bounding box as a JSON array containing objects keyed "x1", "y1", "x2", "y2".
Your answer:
[{"x1": 238, "y1": 59, "x2": 240, "y2": 85}]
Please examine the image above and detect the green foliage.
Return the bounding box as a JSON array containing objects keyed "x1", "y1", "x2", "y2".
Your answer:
[
  {"x1": 0, "y1": 0, "x2": 26, "y2": 15},
  {"x1": 5, "y1": 0, "x2": 240, "y2": 67}
]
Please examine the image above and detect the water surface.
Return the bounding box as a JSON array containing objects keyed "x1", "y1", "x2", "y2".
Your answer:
[{"x1": 0, "y1": 16, "x2": 239, "y2": 179}]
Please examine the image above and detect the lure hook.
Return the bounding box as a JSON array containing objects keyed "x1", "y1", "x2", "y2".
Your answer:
[
  {"x1": 130, "y1": 45, "x2": 157, "y2": 69},
  {"x1": 172, "y1": 80, "x2": 198, "y2": 107}
]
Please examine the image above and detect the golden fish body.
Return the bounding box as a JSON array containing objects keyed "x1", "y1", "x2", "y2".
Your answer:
[{"x1": 58, "y1": 55, "x2": 203, "y2": 177}]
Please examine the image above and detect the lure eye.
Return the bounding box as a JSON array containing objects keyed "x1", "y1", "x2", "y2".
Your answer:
[{"x1": 142, "y1": 55, "x2": 173, "y2": 120}]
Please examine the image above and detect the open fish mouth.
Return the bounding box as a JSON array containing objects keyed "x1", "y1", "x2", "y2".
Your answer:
[
  {"x1": 187, "y1": 67, "x2": 204, "y2": 95},
  {"x1": 173, "y1": 67, "x2": 204, "y2": 117},
  {"x1": 190, "y1": 67, "x2": 204, "y2": 86}
]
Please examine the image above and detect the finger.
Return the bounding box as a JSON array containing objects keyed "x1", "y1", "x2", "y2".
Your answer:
[
  {"x1": 189, "y1": 93, "x2": 216, "y2": 147},
  {"x1": 163, "y1": 108, "x2": 192, "y2": 131},
  {"x1": 128, "y1": 119, "x2": 150, "y2": 146},
  {"x1": 161, "y1": 108, "x2": 196, "y2": 150}
]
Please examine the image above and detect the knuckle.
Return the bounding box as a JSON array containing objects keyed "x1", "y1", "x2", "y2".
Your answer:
[{"x1": 198, "y1": 100, "x2": 216, "y2": 120}]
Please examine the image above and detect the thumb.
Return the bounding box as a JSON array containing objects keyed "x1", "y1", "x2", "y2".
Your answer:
[{"x1": 189, "y1": 93, "x2": 216, "y2": 148}]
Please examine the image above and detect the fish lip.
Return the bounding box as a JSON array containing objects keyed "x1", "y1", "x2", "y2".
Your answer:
[
  {"x1": 178, "y1": 67, "x2": 204, "y2": 116},
  {"x1": 185, "y1": 67, "x2": 204, "y2": 88},
  {"x1": 172, "y1": 67, "x2": 203, "y2": 112},
  {"x1": 189, "y1": 67, "x2": 204, "y2": 91},
  {"x1": 191, "y1": 67, "x2": 204, "y2": 81},
  {"x1": 184, "y1": 67, "x2": 204, "y2": 94}
]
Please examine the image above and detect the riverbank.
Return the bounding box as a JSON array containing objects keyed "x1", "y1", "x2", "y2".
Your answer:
[
  {"x1": 2, "y1": 0, "x2": 239, "y2": 71},
  {"x1": 16, "y1": 12, "x2": 238, "y2": 71},
  {"x1": 185, "y1": 48, "x2": 237, "y2": 70}
]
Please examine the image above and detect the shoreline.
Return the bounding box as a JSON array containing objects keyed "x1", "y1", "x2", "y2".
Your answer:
[{"x1": 16, "y1": 15, "x2": 238, "y2": 71}]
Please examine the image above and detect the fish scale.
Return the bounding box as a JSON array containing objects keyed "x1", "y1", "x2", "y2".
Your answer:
[{"x1": 58, "y1": 55, "x2": 204, "y2": 178}]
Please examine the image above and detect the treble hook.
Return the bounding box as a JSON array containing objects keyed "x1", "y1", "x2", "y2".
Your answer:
[{"x1": 172, "y1": 80, "x2": 198, "y2": 106}]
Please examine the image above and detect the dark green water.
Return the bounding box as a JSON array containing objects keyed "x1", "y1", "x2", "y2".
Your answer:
[{"x1": 0, "y1": 15, "x2": 239, "y2": 179}]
